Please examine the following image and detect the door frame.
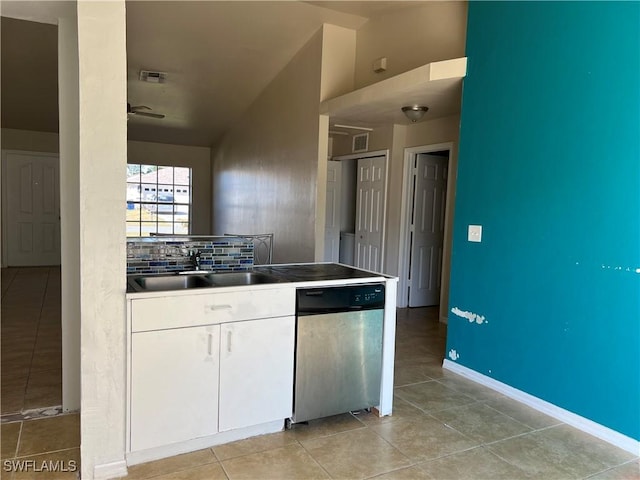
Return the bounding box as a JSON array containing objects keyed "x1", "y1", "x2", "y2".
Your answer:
[
  {"x1": 323, "y1": 160, "x2": 343, "y2": 263},
  {"x1": 1, "y1": 150, "x2": 60, "y2": 267},
  {"x1": 397, "y1": 143, "x2": 455, "y2": 322},
  {"x1": 331, "y1": 149, "x2": 389, "y2": 272}
]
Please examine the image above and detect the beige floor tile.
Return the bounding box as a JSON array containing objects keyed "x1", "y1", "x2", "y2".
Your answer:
[
  {"x1": 125, "y1": 449, "x2": 217, "y2": 479},
  {"x1": 300, "y1": 427, "x2": 411, "y2": 479},
  {"x1": 150, "y1": 462, "x2": 228, "y2": 480},
  {"x1": 394, "y1": 363, "x2": 439, "y2": 387},
  {"x1": 484, "y1": 396, "x2": 562, "y2": 430},
  {"x1": 354, "y1": 396, "x2": 426, "y2": 427},
  {"x1": 29, "y1": 351, "x2": 61, "y2": 373},
  {"x1": 2, "y1": 374, "x2": 28, "y2": 396},
  {"x1": 0, "y1": 339, "x2": 37, "y2": 354},
  {"x1": 430, "y1": 403, "x2": 532, "y2": 443},
  {"x1": 1, "y1": 308, "x2": 43, "y2": 321},
  {"x1": 394, "y1": 360, "x2": 448, "y2": 378},
  {"x1": 213, "y1": 431, "x2": 297, "y2": 461},
  {"x1": 1, "y1": 367, "x2": 31, "y2": 385},
  {"x1": 1, "y1": 350, "x2": 34, "y2": 370},
  {"x1": 416, "y1": 445, "x2": 534, "y2": 479},
  {"x1": 2, "y1": 398, "x2": 25, "y2": 415},
  {"x1": 370, "y1": 416, "x2": 479, "y2": 462},
  {"x1": 434, "y1": 374, "x2": 505, "y2": 402},
  {"x1": 6, "y1": 447, "x2": 79, "y2": 480},
  {"x1": 17, "y1": 414, "x2": 80, "y2": 457},
  {"x1": 395, "y1": 380, "x2": 476, "y2": 413},
  {"x1": 286, "y1": 413, "x2": 364, "y2": 442},
  {"x1": 23, "y1": 369, "x2": 62, "y2": 410},
  {"x1": 221, "y1": 443, "x2": 329, "y2": 480},
  {"x1": 33, "y1": 337, "x2": 61, "y2": 349},
  {"x1": 34, "y1": 326, "x2": 61, "y2": 340},
  {"x1": 371, "y1": 465, "x2": 434, "y2": 480},
  {"x1": 1, "y1": 391, "x2": 26, "y2": 415},
  {"x1": 588, "y1": 460, "x2": 640, "y2": 479},
  {"x1": 26, "y1": 369, "x2": 61, "y2": 388},
  {"x1": 1, "y1": 422, "x2": 22, "y2": 459},
  {"x1": 487, "y1": 425, "x2": 638, "y2": 479},
  {"x1": 23, "y1": 386, "x2": 61, "y2": 410}
]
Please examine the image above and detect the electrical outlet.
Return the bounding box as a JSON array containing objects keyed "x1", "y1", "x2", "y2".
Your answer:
[{"x1": 468, "y1": 225, "x2": 482, "y2": 242}]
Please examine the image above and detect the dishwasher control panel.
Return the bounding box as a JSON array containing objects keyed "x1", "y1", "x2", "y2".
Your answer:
[
  {"x1": 296, "y1": 283, "x2": 385, "y2": 315},
  {"x1": 351, "y1": 286, "x2": 384, "y2": 306}
]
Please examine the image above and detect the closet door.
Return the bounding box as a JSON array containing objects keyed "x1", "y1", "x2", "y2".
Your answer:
[{"x1": 355, "y1": 155, "x2": 386, "y2": 272}]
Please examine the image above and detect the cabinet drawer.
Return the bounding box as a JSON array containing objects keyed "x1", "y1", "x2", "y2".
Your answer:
[{"x1": 131, "y1": 287, "x2": 296, "y2": 332}]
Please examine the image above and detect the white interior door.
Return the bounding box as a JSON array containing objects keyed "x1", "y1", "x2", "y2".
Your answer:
[
  {"x1": 324, "y1": 160, "x2": 342, "y2": 262},
  {"x1": 408, "y1": 153, "x2": 448, "y2": 307},
  {"x1": 5, "y1": 152, "x2": 61, "y2": 266},
  {"x1": 355, "y1": 155, "x2": 386, "y2": 272}
]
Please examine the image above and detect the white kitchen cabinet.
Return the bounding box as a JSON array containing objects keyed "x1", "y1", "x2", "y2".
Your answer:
[
  {"x1": 131, "y1": 288, "x2": 295, "y2": 332},
  {"x1": 218, "y1": 316, "x2": 295, "y2": 431},
  {"x1": 130, "y1": 324, "x2": 220, "y2": 451},
  {"x1": 128, "y1": 286, "x2": 296, "y2": 457}
]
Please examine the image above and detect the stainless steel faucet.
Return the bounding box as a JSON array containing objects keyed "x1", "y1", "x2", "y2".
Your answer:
[{"x1": 189, "y1": 249, "x2": 201, "y2": 270}]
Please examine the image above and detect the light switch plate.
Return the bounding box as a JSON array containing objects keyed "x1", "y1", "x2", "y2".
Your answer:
[{"x1": 468, "y1": 225, "x2": 482, "y2": 242}]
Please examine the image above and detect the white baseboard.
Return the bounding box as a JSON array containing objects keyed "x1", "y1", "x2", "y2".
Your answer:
[
  {"x1": 93, "y1": 460, "x2": 128, "y2": 480},
  {"x1": 125, "y1": 420, "x2": 284, "y2": 466},
  {"x1": 442, "y1": 360, "x2": 640, "y2": 456}
]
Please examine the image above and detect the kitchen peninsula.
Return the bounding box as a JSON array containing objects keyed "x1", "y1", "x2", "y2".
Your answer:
[{"x1": 125, "y1": 261, "x2": 398, "y2": 466}]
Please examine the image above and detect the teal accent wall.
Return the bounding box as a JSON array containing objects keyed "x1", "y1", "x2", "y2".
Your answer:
[{"x1": 448, "y1": 1, "x2": 640, "y2": 440}]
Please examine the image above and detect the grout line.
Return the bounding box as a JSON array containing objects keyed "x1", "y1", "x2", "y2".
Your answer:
[
  {"x1": 481, "y1": 401, "x2": 563, "y2": 431},
  {"x1": 295, "y1": 437, "x2": 336, "y2": 479},
  {"x1": 12, "y1": 446, "x2": 80, "y2": 460},
  {"x1": 12, "y1": 420, "x2": 24, "y2": 459}
]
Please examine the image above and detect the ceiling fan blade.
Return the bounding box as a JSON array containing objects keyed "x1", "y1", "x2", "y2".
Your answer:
[
  {"x1": 134, "y1": 111, "x2": 165, "y2": 119},
  {"x1": 131, "y1": 105, "x2": 152, "y2": 112}
]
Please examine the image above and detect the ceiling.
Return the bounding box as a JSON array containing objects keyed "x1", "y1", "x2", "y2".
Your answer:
[{"x1": 1, "y1": 1, "x2": 459, "y2": 148}]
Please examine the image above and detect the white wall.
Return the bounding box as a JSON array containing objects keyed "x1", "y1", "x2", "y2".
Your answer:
[
  {"x1": 354, "y1": 1, "x2": 467, "y2": 88},
  {"x1": 1, "y1": 128, "x2": 59, "y2": 152},
  {"x1": 331, "y1": 115, "x2": 461, "y2": 314},
  {"x1": 76, "y1": 2, "x2": 128, "y2": 478},
  {"x1": 390, "y1": 115, "x2": 461, "y2": 317},
  {"x1": 58, "y1": 10, "x2": 81, "y2": 414},
  {"x1": 212, "y1": 27, "x2": 355, "y2": 262},
  {"x1": 1, "y1": 131, "x2": 212, "y2": 236},
  {"x1": 127, "y1": 141, "x2": 211, "y2": 234}
]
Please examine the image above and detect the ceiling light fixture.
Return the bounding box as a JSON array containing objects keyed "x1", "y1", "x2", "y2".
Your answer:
[{"x1": 401, "y1": 105, "x2": 429, "y2": 122}]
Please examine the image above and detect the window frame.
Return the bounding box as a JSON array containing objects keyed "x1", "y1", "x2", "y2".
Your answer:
[{"x1": 126, "y1": 164, "x2": 193, "y2": 237}]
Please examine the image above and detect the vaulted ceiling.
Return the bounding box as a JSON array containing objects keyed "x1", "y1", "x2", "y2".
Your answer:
[{"x1": 1, "y1": 1, "x2": 460, "y2": 147}]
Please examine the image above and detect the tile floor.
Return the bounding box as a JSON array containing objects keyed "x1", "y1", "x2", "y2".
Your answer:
[
  {"x1": 1, "y1": 267, "x2": 62, "y2": 415},
  {"x1": 1, "y1": 271, "x2": 638, "y2": 479},
  {"x1": 112, "y1": 307, "x2": 637, "y2": 480}
]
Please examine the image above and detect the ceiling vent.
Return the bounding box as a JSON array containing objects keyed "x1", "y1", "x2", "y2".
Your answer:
[
  {"x1": 352, "y1": 133, "x2": 369, "y2": 153},
  {"x1": 139, "y1": 70, "x2": 167, "y2": 83}
]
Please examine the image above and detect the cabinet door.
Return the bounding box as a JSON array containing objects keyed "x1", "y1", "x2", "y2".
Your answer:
[
  {"x1": 130, "y1": 325, "x2": 220, "y2": 451},
  {"x1": 219, "y1": 316, "x2": 295, "y2": 431}
]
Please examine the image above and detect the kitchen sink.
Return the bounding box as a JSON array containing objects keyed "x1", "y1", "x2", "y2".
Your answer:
[
  {"x1": 127, "y1": 270, "x2": 282, "y2": 292},
  {"x1": 129, "y1": 274, "x2": 213, "y2": 292},
  {"x1": 205, "y1": 271, "x2": 280, "y2": 286}
]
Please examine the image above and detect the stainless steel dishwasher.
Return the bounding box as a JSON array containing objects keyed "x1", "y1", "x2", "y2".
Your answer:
[{"x1": 292, "y1": 283, "x2": 385, "y2": 423}]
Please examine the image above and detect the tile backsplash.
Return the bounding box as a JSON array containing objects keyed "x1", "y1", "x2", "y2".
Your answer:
[{"x1": 127, "y1": 236, "x2": 254, "y2": 274}]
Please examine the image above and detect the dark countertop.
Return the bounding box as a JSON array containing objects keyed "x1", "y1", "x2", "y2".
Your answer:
[{"x1": 254, "y1": 263, "x2": 384, "y2": 282}]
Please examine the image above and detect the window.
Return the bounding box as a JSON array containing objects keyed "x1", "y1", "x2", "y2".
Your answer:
[{"x1": 126, "y1": 164, "x2": 192, "y2": 237}]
